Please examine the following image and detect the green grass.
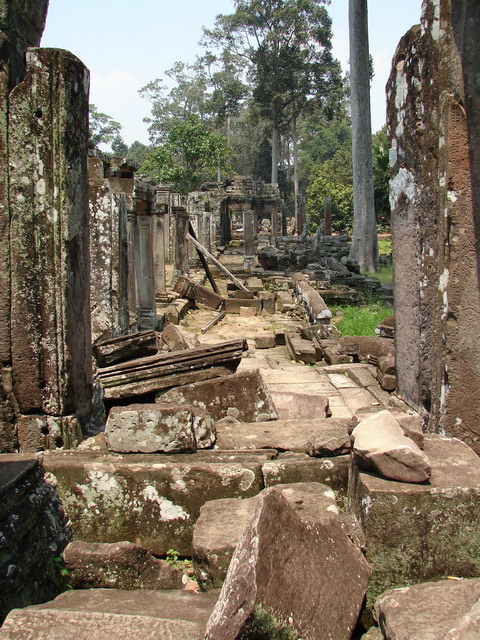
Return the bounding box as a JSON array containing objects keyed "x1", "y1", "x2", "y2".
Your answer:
[
  {"x1": 377, "y1": 236, "x2": 392, "y2": 256},
  {"x1": 331, "y1": 303, "x2": 392, "y2": 337},
  {"x1": 365, "y1": 263, "x2": 393, "y2": 285}
]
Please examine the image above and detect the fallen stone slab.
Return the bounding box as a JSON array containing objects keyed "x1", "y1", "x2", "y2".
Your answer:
[
  {"x1": 270, "y1": 390, "x2": 330, "y2": 420},
  {"x1": 286, "y1": 332, "x2": 317, "y2": 364},
  {"x1": 93, "y1": 330, "x2": 158, "y2": 367},
  {"x1": 374, "y1": 578, "x2": 480, "y2": 640},
  {"x1": 161, "y1": 323, "x2": 199, "y2": 351},
  {"x1": 98, "y1": 338, "x2": 247, "y2": 400},
  {"x1": 205, "y1": 488, "x2": 371, "y2": 640},
  {"x1": 105, "y1": 404, "x2": 209, "y2": 454},
  {"x1": 351, "y1": 410, "x2": 430, "y2": 483},
  {"x1": 216, "y1": 417, "x2": 353, "y2": 455},
  {"x1": 305, "y1": 423, "x2": 352, "y2": 457},
  {"x1": 193, "y1": 482, "x2": 339, "y2": 587},
  {"x1": 42, "y1": 451, "x2": 265, "y2": 556},
  {"x1": 63, "y1": 541, "x2": 183, "y2": 590},
  {"x1": 157, "y1": 369, "x2": 278, "y2": 423},
  {"x1": 294, "y1": 276, "x2": 332, "y2": 324},
  {"x1": 0, "y1": 589, "x2": 219, "y2": 640},
  {"x1": 353, "y1": 408, "x2": 425, "y2": 449},
  {"x1": 339, "y1": 336, "x2": 395, "y2": 361},
  {"x1": 254, "y1": 333, "x2": 276, "y2": 349},
  {"x1": 174, "y1": 275, "x2": 224, "y2": 310},
  {"x1": 349, "y1": 435, "x2": 480, "y2": 618}
]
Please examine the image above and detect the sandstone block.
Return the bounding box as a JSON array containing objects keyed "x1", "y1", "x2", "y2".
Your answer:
[
  {"x1": 63, "y1": 541, "x2": 182, "y2": 590},
  {"x1": 270, "y1": 390, "x2": 330, "y2": 420},
  {"x1": 375, "y1": 578, "x2": 480, "y2": 640},
  {"x1": 193, "y1": 482, "x2": 339, "y2": 587},
  {"x1": 254, "y1": 333, "x2": 276, "y2": 349},
  {"x1": 262, "y1": 454, "x2": 350, "y2": 493},
  {"x1": 285, "y1": 332, "x2": 317, "y2": 364},
  {"x1": 351, "y1": 410, "x2": 430, "y2": 483},
  {"x1": 105, "y1": 404, "x2": 202, "y2": 454},
  {"x1": 349, "y1": 436, "x2": 480, "y2": 617},
  {"x1": 43, "y1": 451, "x2": 265, "y2": 555},
  {"x1": 161, "y1": 323, "x2": 199, "y2": 351},
  {"x1": 205, "y1": 488, "x2": 371, "y2": 640},
  {"x1": 216, "y1": 417, "x2": 353, "y2": 455},
  {"x1": 0, "y1": 589, "x2": 219, "y2": 640},
  {"x1": 157, "y1": 369, "x2": 277, "y2": 424}
]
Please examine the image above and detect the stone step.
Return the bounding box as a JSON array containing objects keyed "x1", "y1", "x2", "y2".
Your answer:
[{"x1": 0, "y1": 589, "x2": 219, "y2": 640}]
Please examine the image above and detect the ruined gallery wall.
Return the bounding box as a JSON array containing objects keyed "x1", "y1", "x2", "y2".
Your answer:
[
  {"x1": 388, "y1": 0, "x2": 480, "y2": 452},
  {"x1": 0, "y1": 1, "x2": 93, "y2": 452}
]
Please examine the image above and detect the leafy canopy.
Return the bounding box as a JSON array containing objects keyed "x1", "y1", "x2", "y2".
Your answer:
[
  {"x1": 89, "y1": 104, "x2": 122, "y2": 150},
  {"x1": 140, "y1": 114, "x2": 231, "y2": 194}
]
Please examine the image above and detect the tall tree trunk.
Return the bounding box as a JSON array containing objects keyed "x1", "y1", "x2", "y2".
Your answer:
[
  {"x1": 271, "y1": 122, "x2": 279, "y2": 184},
  {"x1": 292, "y1": 117, "x2": 301, "y2": 235},
  {"x1": 348, "y1": 0, "x2": 378, "y2": 272}
]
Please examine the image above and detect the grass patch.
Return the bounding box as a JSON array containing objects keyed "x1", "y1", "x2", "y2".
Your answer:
[
  {"x1": 377, "y1": 236, "x2": 392, "y2": 256},
  {"x1": 365, "y1": 263, "x2": 393, "y2": 285},
  {"x1": 331, "y1": 303, "x2": 392, "y2": 337}
]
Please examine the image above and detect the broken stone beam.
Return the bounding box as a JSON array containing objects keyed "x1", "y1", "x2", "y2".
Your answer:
[
  {"x1": 8, "y1": 48, "x2": 92, "y2": 426},
  {"x1": 201, "y1": 311, "x2": 226, "y2": 334},
  {"x1": 294, "y1": 276, "x2": 332, "y2": 324},
  {"x1": 286, "y1": 333, "x2": 318, "y2": 364},
  {"x1": 186, "y1": 232, "x2": 249, "y2": 292},
  {"x1": 98, "y1": 339, "x2": 248, "y2": 399},
  {"x1": 93, "y1": 331, "x2": 158, "y2": 368},
  {"x1": 174, "y1": 275, "x2": 224, "y2": 310}
]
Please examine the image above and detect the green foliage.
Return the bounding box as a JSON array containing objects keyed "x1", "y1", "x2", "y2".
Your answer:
[
  {"x1": 126, "y1": 140, "x2": 153, "y2": 167},
  {"x1": 89, "y1": 104, "x2": 122, "y2": 150},
  {"x1": 332, "y1": 303, "x2": 392, "y2": 337},
  {"x1": 51, "y1": 555, "x2": 71, "y2": 591},
  {"x1": 306, "y1": 144, "x2": 353, "y2": 233},
  {"x1": 166, "y1": 549, "x2": 180, "y2": 567},
  {"x1": 111, "y1": 133, "x2": 129, "y2": 157},
  {"x1": 237, "y1": 604, "x2": 303, "y2": 640},
  {"x1": 140, "y1": 115, "x2": 231, "y2": 193},
  {"x1": 372, "y1": 126, "x2": 391, "y2": 228},
  {"x1": 377, "y1": 236, "x2": 392, "y2": 256}
]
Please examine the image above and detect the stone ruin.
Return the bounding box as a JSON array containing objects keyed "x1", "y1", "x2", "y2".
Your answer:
[{"x1": 0, "y1": 0, "x2": 480, "y2": 638}]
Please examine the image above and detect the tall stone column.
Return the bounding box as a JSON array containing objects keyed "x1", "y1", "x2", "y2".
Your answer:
[
  {"x1": 133, "y1": 213, "x2": 156, "y2": 329},
  {"x1": 387, "y1": 0, "x2": 480, "y2": 453},
  {"x1": 153, "y1": 196, "x2": 168, "y2": 302},
  {"x1": 172, "y1": 207, "x2": 189, "y2": 279},
  {"x1": 243, "y1": 209, "x2": 255, "y2": 271},
  {"x1": 8, "y1": 48, "x2": 92, "y2": 448}
]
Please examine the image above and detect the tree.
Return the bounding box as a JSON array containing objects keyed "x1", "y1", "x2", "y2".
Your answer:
[
  {"x1": 126, "y1": 141, "x2": 153, "y2": 167},
  {"x1": 139, "y1": 61, "x2": 211, "y2": 145},
  {"x1": 203, "y1": 0, "x2": 343, "y2": 198},
  {"x1": 348, "y1": 0, "x2": 378, "y2": 271},
  {"x1": 140, "y1": 115, "x2": 231, "y2": 193},
  {"x1": 306, "y1": 144, "x2": 354, "y2": 233},
  {"x1": 372, "y1": 125, "x2": 391, "y2": 228},
  {"x1": 89, "y1": 104, "x2": 122, "y2": 150},
  {"x1": 111, "y1": 133, "x2": 128, "y2": 157}
]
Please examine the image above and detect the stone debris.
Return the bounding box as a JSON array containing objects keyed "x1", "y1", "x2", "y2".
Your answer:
[
  {"x1": 293, "y1": 274, "x2": 332, "y2": 324},
  {"x1": 0, "y1": 589, "x2": 219, "y2": 640},
  {"x1": 160, "y1": 323, "x2": 199, "y2": 351},
  {"x1": 93, "y1": 331, "x2": 159, "y2": 368},
  {"x1": 374, "y1": 578, "x2": 480, "y2": 640},
  {"x1": 205, "y1": 487, "x2": 371, "y2": 640},
  {"x1": 285, "y1": 331, "x2": 318, "y2": 364},
  {"x1": 269, "y1": 390, "x2": 330, "y2": 420},
  {"x1": 349, "y1": 436, "x2": 480, "y2": 616},
  {"x1": 351, "y1": 410, "x2": 431, "y2": 483},
  {"x1": 193, "y1": 482, "x2": 340, "y2": 588},
  {"x1": 63, "y1": 541, "x2": 183, "y2": 590},
  {"x1": 216, "y1": 416, "x2": 354, "y2": 455},
  {"x1": 174, "y1": 275, "x2": 224, "y2": 310},
  {"x1": 97, "y1": 338, "x2": 248, "y2": 399},
  {"x1": 104, "y1": 404, "x2": 213, "y2": 454},
  {"x1": 156, "y1": 369, "x2": 278, "y2": 423}
]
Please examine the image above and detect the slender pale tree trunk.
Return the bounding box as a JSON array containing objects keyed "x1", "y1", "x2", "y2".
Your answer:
[
  {"x1": 271, "y1": 122, "x2": 279, "y2": 184},
  {"x1": 348, "y1": 0, "x2": 378, "y2": 272},
  {"x1": 292, "y1": 117, "x2": 300, "y2": 234}
]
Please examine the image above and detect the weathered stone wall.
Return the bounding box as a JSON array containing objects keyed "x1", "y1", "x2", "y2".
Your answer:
[
  {"x1": 388, "y1": 0, "x2": 480, "y2": 452},
  {"x1": 89, "y1": 154, "x2": 134, "y2": 342},
  {"x1": 0, "y1": 455, "x2": 71, "y2": 623}
]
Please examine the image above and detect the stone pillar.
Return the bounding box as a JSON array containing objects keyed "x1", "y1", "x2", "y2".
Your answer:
[
  {"x1": 173, "y1": 207, "x2": 190, "y2": 279},
  {"x1": 133, "y1": 213, "x2": 155, "y2": 329},
  {"x1": 153, "y1": 193, "x2": 168, "y2": 302},
  {"x1": 324, "y1": 196, "x2": 332, "y2": 236},
  {"x1": 387, "y1": 0, "x2": 480, "y2": 453},
  {"x1": 126, "y1": 210, "x2": 138, "y2": 321},
  {"x1": 88, "y1": 156, "x2": 133, "y2": 342},
  {"x1": 202, "y1": 211, "x2": 212, "y2": 254},
  {"x1": 243, "y1": 209, "x2": 256, "y2": 271},
  {"x1": 8, "y1": 48, "x2": 92, "y2": 447}
]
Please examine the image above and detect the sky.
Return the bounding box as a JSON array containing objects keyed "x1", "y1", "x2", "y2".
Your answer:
[{"x1": 41, "y1": 0, "x2": 422, "y2": 146}]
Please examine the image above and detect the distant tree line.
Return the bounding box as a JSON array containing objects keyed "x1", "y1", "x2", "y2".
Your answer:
[{"x1": 89, "y1": 0, "x2": 391, "y2": 233}]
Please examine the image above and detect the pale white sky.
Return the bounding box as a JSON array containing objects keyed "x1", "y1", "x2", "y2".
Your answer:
[{"x1": 42, "y1": 0, "x2": 422, "y2": 145}]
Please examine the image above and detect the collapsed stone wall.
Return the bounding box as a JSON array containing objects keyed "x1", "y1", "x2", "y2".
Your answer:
[
  {"x1": 388, "y1": 0, "x2": 480, "y2": 452},
  {"x1": 0, "y1": 455, "x2": 71, "y2": 623}
]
